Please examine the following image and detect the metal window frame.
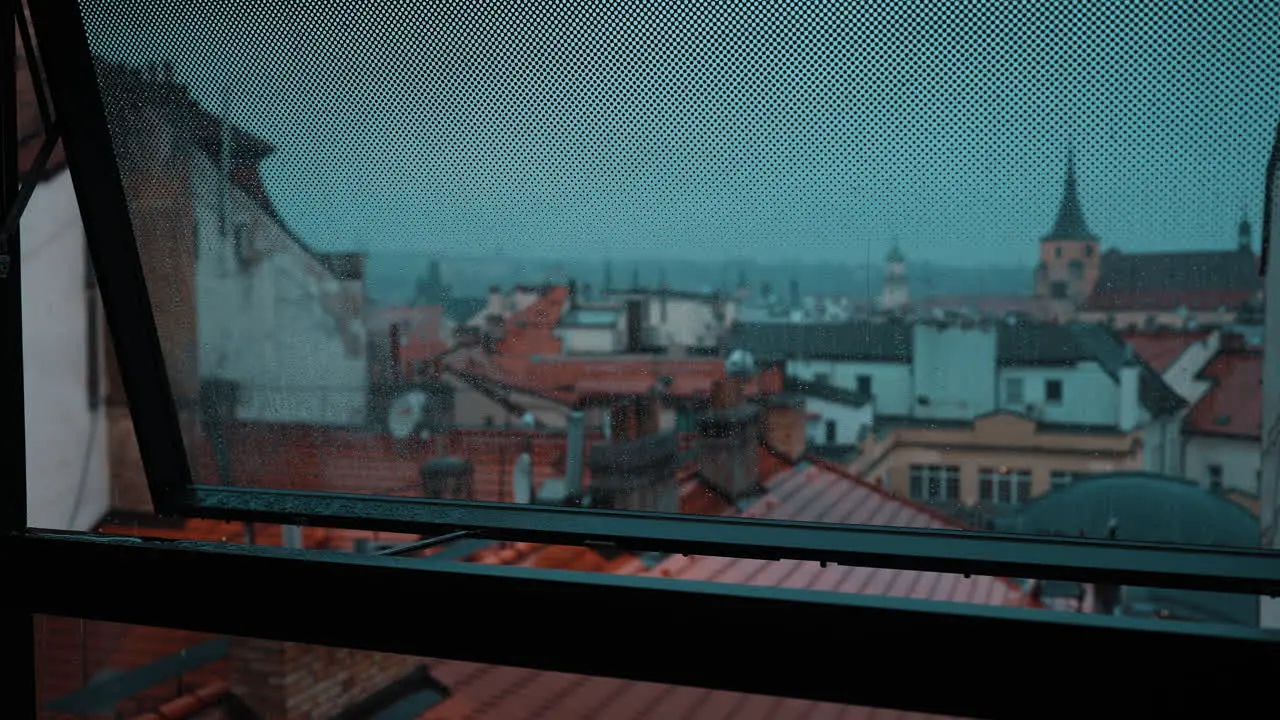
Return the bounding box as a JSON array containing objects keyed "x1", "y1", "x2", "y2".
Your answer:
[{"x1": 6, "y1": 2, "x2": 1280, "y2": 717}]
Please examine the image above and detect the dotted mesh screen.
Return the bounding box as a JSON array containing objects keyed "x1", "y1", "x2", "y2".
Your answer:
[{"x1": 80, "y1": 0, "x2": 1280, "y2": 263}]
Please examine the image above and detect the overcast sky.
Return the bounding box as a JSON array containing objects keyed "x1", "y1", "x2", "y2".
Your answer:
[{"x1": 83, "y1": 0, "x2": 1280, "y2": 266}]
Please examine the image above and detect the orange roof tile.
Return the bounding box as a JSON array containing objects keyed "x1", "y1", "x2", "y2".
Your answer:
[
  {"x1": 1185, "y1": 349, "x2": 1262, "y2": 439},
  {"x1": 497, "y1": 286, "x2": 569, "y2": 357},
  {"x1": 1120, "y1": 330, "x2": 1213, "y2": 373},
  {"x1": 428, "y1": 463, "x2": 1032, "y2": 720}
]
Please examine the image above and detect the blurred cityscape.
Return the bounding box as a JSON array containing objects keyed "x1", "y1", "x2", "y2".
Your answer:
[{"x1": 15, "y1": 25, "x2": 1275, "y2": 720}]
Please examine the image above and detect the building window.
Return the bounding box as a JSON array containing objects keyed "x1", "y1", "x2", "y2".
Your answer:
[
  {"x1": 1050, "y1": 281, "x2": 1067, "y2": 299},
  {"x1": 824, "y1": 420, "x2": 836, "y2": 445},
  {"x1": 979, "y1": 467, "x2": 1032, "y2": 505},
  {"x1": 1050, "y1": 471, "x2": 1074, "y2": 489},
  {"x1": 909, "y1": 465, "x2": 960, "y2": 503},
  {"x1": 855, "y1": 374, "x2": 872, "y2": 397},
  {"x1": 1085, "y1": 244, "x2": 1095, "y2": 258},
  {"x1": 1208, "y1": 464, "x2": 1224, "y2": 490},
  {"x1": 1054, "y1": 246, "x2": 1062, "y2": 259},
  {"x1": 1045, "y1": 379, "x2": 1063, "y2": 404},
  {"x1": 1006, "y1": 377, "x2": 1024, "y2": 405}
]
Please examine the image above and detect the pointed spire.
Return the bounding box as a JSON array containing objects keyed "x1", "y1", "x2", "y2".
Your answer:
[
  {"x1": 1044, "y1": 144, "x2": 1097, "y2": 241},
  {"x1": 631, "y1": 264, "x2": 640, "y2": 290},
  {"x1": 886, "y1": 241, "x2": 905, "y2": 264},
  {"x1": 1238, "y1": 204, "x2": 1253, "y2": 250}
]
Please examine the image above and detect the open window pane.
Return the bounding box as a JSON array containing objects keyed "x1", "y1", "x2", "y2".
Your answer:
[{"x1": 20, "y1": 0, "x2": 1280, "y2": 619}]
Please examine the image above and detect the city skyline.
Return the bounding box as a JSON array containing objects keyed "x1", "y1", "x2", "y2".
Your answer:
[{"x1": 82, "y1": 0, "x2": 1280, "y2": 265}]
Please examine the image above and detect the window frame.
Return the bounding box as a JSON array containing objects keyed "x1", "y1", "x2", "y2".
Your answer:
[
  {"x1": 1045, "y1": 378, "x2": 1064, "y2": 404},
  {"x1": 7, "y1": 4, "x2": 1280, "y2": 717}
]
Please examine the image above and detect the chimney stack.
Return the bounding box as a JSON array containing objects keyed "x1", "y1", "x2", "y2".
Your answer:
[
  {"x1": 420, "y1": 457, "x2": 474, "y2": 500},
  {"x1": 587, "y1": 396, "x2": 679, "y2": 512},
  {"x1": 697, "y1": 378, "x2": 763, "y2": 499}
]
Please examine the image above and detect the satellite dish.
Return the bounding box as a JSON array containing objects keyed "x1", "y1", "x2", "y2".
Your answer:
[
  {"x1": 387, "y1": 389, "x2": 429, "y2": 440},
  {"x1": 725, "y1": 349, "x2": 755, "y2": 377}
]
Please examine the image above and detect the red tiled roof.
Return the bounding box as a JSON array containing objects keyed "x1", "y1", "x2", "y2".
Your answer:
[
  {"x1": 1185, "y1": 349, "x2": 1262, "y2": 439},
  {"x1": 425, "y1": 463, "x2": 1032, "y2": 720},
  {"x1": 914, "y1": 295, "x2": 1040, "y2": 315},
  {"x1": 35, "y1": 616, "x2": 229, "y2": 720},
  {"x1": 1120, "y1": 330, "x2": 1213, "y2": 373},
  {"x1": 192, "y1": 423, "x2": 598, "y2": 503},
  {"x1": 470, "y1": 356, "x2": 776, "y2": 405},
  {"x1": 128, "y1": 681, "x2": 231, "y2": 720},
  {"x1": 1083, "y1": 289, "x2": 1257, "y2": 312},
  {"x1": 496, "y1": 286, "x2": 569, "y2": 357}
]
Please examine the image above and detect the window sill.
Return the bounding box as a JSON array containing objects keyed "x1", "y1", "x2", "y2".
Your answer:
[{"x1": 10, "y1": 531, "x2": 1280, "y2": 718}]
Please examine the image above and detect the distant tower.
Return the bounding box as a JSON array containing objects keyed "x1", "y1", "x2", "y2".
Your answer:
[
  {"x1": 631, "y1": 264, "x2": 641, "y2": 290},
  {"x1": 1238, "y1": 208, "x2": 1253, "y2": 252},
  {"x1": 1034, "y1": 145, "x2": 1102, "y2": 319},
  {"x1": 603, "y1": 260, "x2": 614, "y2": 292},
  {"x1": 410, "y1": 258, "x2": 449, "y2": 306},
  {"x1": 879, "y1": 243, "x2": 909, "y2": 311}
]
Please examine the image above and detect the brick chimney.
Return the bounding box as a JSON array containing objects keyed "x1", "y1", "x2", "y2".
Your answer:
[
  {"x1": 761, "y1": 393, "x2": 807, "y2": 461},
  {"x1": 587, "y1": 395, "x2": 680, "y2": 512},
  {"x1": 227, "y1": 638, "x2": 428, "y2": 719},
  {"x1": 697, "y1": 377, "x2": 763, "y2": 499},
  {"x1": 420, "y1": 457, "x2": 474, "y2": 500}
]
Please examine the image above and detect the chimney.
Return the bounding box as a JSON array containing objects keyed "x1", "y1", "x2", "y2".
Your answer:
[
  {"x1": 226, "y1": 638, "x2": 427, "y2": 718},
  {"x1": 697, "y1": 377, "x2": 763, "y2": 499},
  {"x1": 625, "y1": 299, "x2": 645, "y2": 352},
  {"x1": 420, "y1": 457, "x2": 474, "y2": 500},
  {"x1": 1118, "y1": 343, "x2": 1141, "y2": 432},
  {"x1": 761, "y1": 394, "x2": 807, "y2": 461},
  {"x1": 587, "y1": 397, "x2": 680, "y2": 512},
  {"x1": 564, "y1": 411, "x2": 586, "y2": 496},
  {"x1": 512, "y1": 451, "x2": 533, "y2": 504}
]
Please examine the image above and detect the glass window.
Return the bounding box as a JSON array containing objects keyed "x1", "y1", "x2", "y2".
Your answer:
[
  {"x1": 856, "y1": 374, "x2": 873, "y2": 396},
  {"x1": 909, "y1": 464, "x2": 960, "y2": 502},
  {"x1": 1006, "y1": 377, "x2": 1024, "y2": 404},
  {"x1": 1045, "y1": 379, "x2": 1064, "y2": 404}
]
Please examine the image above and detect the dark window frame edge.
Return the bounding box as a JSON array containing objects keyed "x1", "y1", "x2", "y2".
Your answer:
[
  {"x1": 29, "y1": 0, "x2": 194, "y2": 514},
  {"x1": 11, "y1": 532, "x2": 1280, "y2": 719},
  {"x1": 184, "y1": 485, "x2": 1280, "y2": 597}
]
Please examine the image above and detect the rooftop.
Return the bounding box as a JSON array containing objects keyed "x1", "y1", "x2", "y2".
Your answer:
[
  {"x1": 1121, "y1": 329, "x2": 1214, "y2": 372},
  {"x1": 1185, "y1": 347, "x2": 1262, "y2": 439}
]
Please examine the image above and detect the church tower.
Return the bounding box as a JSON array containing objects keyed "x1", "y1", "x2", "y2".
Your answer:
[
  {"x1": 1034, "y1": 147, "x2": 1101, "y2": 319},
  {"x1": 879, "y1": 243, "x2": 909, "y2": 312}
]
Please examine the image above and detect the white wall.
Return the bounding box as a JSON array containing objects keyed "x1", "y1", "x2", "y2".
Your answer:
[
  {"x1": 192, "y1": 154, "x2": 367, "y2": 426},
  {"x1": 644, "y1": 296, "x2": 722, "y2": 347},
  {"x1": 1163, "y1": 331, "x2": 1221, "y2": 404},
  {"x1": 1144, "y1": 413, "x2": 1184, "y2": 476},
  {"x1": 912, "y1": 324, "x2": 997, "y2": 420},
  {"x1": 801, "y1": 396, "x2": 873, "y2": 445},
  {"x1": 788, "y1": 360, "x2": 912, "y2": 416},
  {"x1": 560, "y1": 325, "x2": 623, "y2": 355},
  {"x1": 997, "y1": 363, "x2": 1120, "y2": 426},
  {"x1": 1184, "y1": 435, "x2": 1261, "y2": 494},
  {"x1": 22, "y1": 171, "x2": 109, "y2": 530}
]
